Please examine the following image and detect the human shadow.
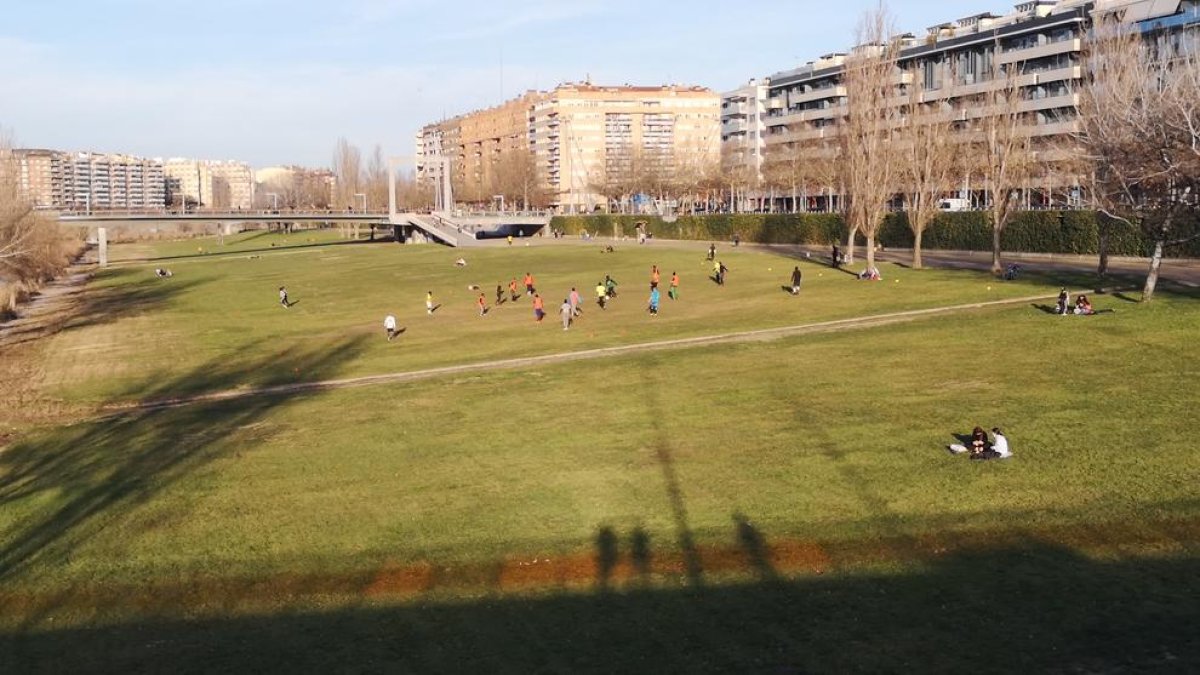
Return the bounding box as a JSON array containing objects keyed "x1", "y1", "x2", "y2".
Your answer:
[
  {"x1": 630, "y1": 527, "x2": 652, "y2": 583},
  {"x1": 1031, "y1": 303, "x2": 1060, "y2": 315},
  {"x1": 733, "y1": 513, "x2": 777, "y2": 581},
  {"x1": 595, "y1": 526, "x2": 618, "y2": 592},
  {"x1": 0, "y1": 335, "x2": 369, "y2": 590},
  {"x1": 4, "y1": 544, "x2": 1196, "y2": 673}
]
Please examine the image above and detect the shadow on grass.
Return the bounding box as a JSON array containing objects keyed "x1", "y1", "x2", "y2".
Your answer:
[
  {"x1": 1, "y1": 544, "x2": 1195, "y2": 673},
  {"x1": 0, "y1": 335, "x2": 369, "y2": 591},
  {"x1": 122, "y1": 236, "x2": 382, "y2": 264}
]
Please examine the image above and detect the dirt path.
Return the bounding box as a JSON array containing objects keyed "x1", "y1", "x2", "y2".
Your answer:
[
  {"x1": 111, "y1": 291, "x2": 1064, "y2": 413},
  {"x1": 0, "y1": 251, "x2": 99, "y2": 429}
]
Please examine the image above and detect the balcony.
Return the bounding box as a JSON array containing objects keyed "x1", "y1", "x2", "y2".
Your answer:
[{"x1": 997, "y1": 38, "x2": 1081, "y2": 65}]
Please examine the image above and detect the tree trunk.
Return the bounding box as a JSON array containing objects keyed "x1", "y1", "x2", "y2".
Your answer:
[
  {"x1": 865, "y1": 232, "x2": 876, "y2": 270},
  {"x1": 1142, "y1": 223, "x2": 1168, "y2": 302},
  {"x1": 912, "y1": 224, "x2": 923, "y2": 270},
  {"x1": 1097, "y1": 229, "x2": 1110, "y2": 278},
  {"x1": 844, "y1": 224, "x2": 856, "y2": 266},
  {"x1": 991, "y1": 222, "x2": 1003, "y2": 276}
]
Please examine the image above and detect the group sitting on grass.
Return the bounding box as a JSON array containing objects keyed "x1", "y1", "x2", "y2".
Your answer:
[
  {"x1": 948, "y1": 427, "x2": 1012, "y2": 460},
  {"x1": 1055, "y1": 289, "x2": 1102, "y2": 316}
]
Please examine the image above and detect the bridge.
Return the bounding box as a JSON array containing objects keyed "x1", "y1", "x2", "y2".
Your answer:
[
  {"x1": 53, "y1": 154, "x2": 550, "y2": 262},
  {"x1": 54, "y1": 209, "x2": 550, "y2": 264}
]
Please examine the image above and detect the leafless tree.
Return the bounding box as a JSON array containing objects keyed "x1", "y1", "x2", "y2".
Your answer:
[
  {"x1": 974, "y1": 53, "x2": 1036, "y2": 276},
  {"x1": 1075, "y1": 20, "x2": 1200, "y2": 301},
  {"x1": 0, "y1": 137, "x2": 80, "y2": 316},
  {"x1": 898, "y1": 74, "x2": 959, "y2": 268},
  {"x1": 841, "y1": 3, "x2": 903, "y2": 271}
]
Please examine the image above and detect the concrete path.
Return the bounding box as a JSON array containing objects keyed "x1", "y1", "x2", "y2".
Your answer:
[{"x1": 112, "y1": 291, "x2": 1066, "y2": 413}]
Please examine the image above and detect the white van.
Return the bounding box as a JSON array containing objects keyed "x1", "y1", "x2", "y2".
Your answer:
[{"x1": 938, "y1": 198, "x2": 971, "y2": 212}]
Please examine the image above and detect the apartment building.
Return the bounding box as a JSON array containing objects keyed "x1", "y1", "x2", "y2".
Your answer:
[
  {"x1": 164, "y1": 158, "x2": 255, "y2": 209},
  {"x1": 416, "y1": 83, "x2": 721, "y2": 211},
  {"x1": 720, "y1": 79, "x2": 770, "y2": 184},
  {"x1": 254, "y1": 166, "x2": 336, "y2": 209},
  {"x1": 743, "y1": 0, "x2": 1200, "y2": 210},
  {"x1": 15, "y1": 149, "x2": 166, "y2": 210},
  {"x1": 531, "y1": 84, "x2": 720, "y2": 211}
]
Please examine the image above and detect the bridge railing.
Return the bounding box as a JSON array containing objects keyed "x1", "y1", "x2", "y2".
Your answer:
[{"x1": 53, "y1": 207, "x2": 392, "y2": 218}]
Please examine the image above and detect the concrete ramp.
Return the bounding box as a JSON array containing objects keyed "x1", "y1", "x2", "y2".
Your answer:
[{"x1": 394, "y1": 213, "x2": 471, "y2": 247}]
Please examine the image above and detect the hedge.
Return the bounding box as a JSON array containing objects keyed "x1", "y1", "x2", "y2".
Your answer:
[{"x1": 551, "y1": 211, "x2": 1200, "y2": 257}]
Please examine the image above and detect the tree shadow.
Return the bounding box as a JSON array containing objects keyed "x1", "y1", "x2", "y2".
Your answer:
[
  {"x1": 640, "y1": 362, "x2": 703, "y2": 587},
  {"x1": 0, "y1": 335, "x2": 369, "y2": 592},
  {"x1": 1, "y1": 270, "x2": 205, "y2": 349},
  {"x1": 3, "y1": 544, "x2": 1195, "y2": 673}
]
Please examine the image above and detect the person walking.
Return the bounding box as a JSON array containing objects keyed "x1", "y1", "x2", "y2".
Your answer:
[
  {"x1": 650, "y1": 265, "x2": 661, "y2": 289},
  {"x1": 707, "y1": 243, "x2": 716, "y2": 261},
  {"x1": 595, "y1": 281, "x2": 608, "y2": 310},
  {"x1": 279, "y1": 286, "x2": 289, "y2": 308},
  {"x1": 495, "y1": 283, "x2": 504, "y2": 306},
  {"x1": 426, "y1": 291, "x2": 435, "y2": 315},
  {"x1": 509, "y1": 278, "x2": 520, "y2": 302},
  {"x1": 717, "y1": 261, "x2": 729, "y2": 286},
  {"x1": 732, "y1": 232, "x2": 741, "y2": 248},
  {"x1": 507, "y1": 235, "x2": 514, "y2": 246},
  {"x1": 648, "y1": 286, "x2": 661, "y2": 316},
  {"x1": 383, "y1": 314, "x2": 398, "y2": 341},
  {"x1": 532, "y1": 293, "x2": 545, "y2": 322},
  {"x1": 669, "y1": 271, "x2": 680, "y2": 300},
  {"x1": 569, "y1": 287, "x2": 582, "y2": 317},
  {"x1": 477, "y1": 293, "x2": 488, "y2": 317},
  {"x1": 790, "y1": 266, "x2": 803, "y2": 295},
  {"x1": 560, "y1": 298, "x2": 573, "y2": 330},
  {"x1": 831, "y1": 244, "x2": 842, "y2": 269},
  {"x1": 524, "y1": 272, "x2": 536, "y2": 296}
]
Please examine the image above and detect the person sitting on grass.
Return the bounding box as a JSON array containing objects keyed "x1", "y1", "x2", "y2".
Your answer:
[
  {"x1": 455, "y1": 257, "x2": 467, "y2": 267},
  {"x1": 971, "y1": 428, "x2": 1012, "y2": 461},
  {"x1": 858, "y1": 267, "x2": 881, "y2": 281},
  {"x1": 1074, "y1": 294, "x2": 1095, "y2": 316},
  {"x1": 383, "y1": 314, "x2": 398, "y2": 342},
  {"x1": 969, "y1": 426, "x2": 989, "y2": 457},
  {"x1": 154, "y1": 268, "x2": 173, "y2": 278}
]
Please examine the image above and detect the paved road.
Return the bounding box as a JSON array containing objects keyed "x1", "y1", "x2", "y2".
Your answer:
[{"x1": 517, "y1": 235, "x2": 1200, "y2": 287}]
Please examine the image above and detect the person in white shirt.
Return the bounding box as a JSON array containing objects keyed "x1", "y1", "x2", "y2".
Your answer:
[
  {"x1": 383, "y1": 314, "x2": 398, "y2": 342},
  {"x1": 990, "y1": 428, "x2": 1011, "y2": 458}
]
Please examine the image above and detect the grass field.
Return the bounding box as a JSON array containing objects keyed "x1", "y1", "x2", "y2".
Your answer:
[{"x1": 1, "y1": 234, "x2": 1197, "y2": 673}]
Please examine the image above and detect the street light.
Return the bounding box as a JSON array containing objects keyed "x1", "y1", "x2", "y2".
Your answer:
[{"x1": 354, "y1": 192, "x2": 367, "y2": 212}]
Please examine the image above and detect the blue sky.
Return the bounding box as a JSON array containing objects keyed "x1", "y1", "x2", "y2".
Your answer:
[{"x1": 1, "y1": 0, "x2": 960, "y2": 168}]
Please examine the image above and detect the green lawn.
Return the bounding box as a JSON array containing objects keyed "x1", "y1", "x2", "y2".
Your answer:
[
  {"x1": 107, "y1": 227, "x2": 350, "y2": 262},
  {"x1": 1, "y1": 240, "x2": 1197, "y2": 673},
  {"x1": 39, "y1": 238, "x2": 1087, "y2": 406}
]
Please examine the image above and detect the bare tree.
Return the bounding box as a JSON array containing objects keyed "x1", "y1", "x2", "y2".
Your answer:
[
  {"x1": 1, "y1": 137, "x2": 79, "y2": 316},
  {"x1": 1075, "y1": 20, "x2": 1200, "y2": 301},
  {"x1": 332, "y1": 138, "x2": 364, "y2": 208},
  {"x1": 976, "y1": 54, "x2": 1036, "y2": 276},
  {"x1": 841, "y1": 3, "x2": 902, "y2": 271},
  {"x1": 365, "y1": 145, "x2": 389, "y2": 213},
  {"x1": 898, "y1": 74, "x2": 959, "y2": 269}
]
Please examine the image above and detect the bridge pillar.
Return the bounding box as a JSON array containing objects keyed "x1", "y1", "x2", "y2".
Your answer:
[{"x1": 97, "y1": 227, "x2": 108, "y2": 267}]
